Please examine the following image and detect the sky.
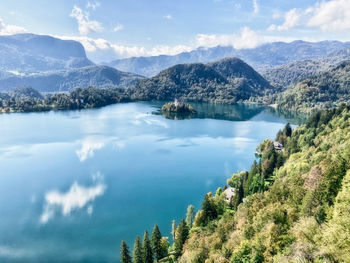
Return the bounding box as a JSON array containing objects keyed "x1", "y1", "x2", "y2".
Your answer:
[{"x1": 0, "y1": 0, "x2": 350, "y2": 62}]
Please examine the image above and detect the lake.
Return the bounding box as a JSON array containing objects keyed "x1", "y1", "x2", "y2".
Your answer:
[{"x1": 0, "y1": 102, "x2": 294, "y2": 263}]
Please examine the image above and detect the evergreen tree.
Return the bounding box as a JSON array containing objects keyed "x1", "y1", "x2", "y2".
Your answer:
[
  {"x1": 120, "y1": 240, "x2": 132, "y2": 263},
  {"x1": 283, "y1": 123, "x2": 292, "y2": 137},
  {"x1": 171, "y1": 220, "x2": 176, "y2": 243},
  {"x1": 133, "y1": 236, "x2": 142, "y2": 263},
  {"x1": 160, "y1": 237, "x2": 170, "y2": 258},
  {"x1": 232, "y1": 184, "x2": 243, "y2": 210},
  {"x1": 201, "y1": 193, "x2": 217, "y2": 225},
  {"x1": 185, "y1": 205, "x2": 195, "y2": 229},
  {"x1": 151, "y1": 224, "x2": 162, "y2": 261},
  {"x1": 142, "y1": 230, "x2": 153, "y2": 263},
  {"x1": 174, "y1": 219, "x2": 189, "y2": 258}
]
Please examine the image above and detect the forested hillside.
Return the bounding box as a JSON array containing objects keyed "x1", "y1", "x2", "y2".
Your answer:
[
  {"x1": 270, "y1": 61, "x2": 350, "y2": 113},
  {"x1": 261, "y1": 49, "x2": 350, "y2": 88},
  {"x1": 178, "y1": 105, "x2": 350, "y2": 262},
  {"x1": 120, "y1": 104, "x2": 350, "y2": 263},
  {"x1": 128, "y1": 58, "x2": 274, "y2": 104}
]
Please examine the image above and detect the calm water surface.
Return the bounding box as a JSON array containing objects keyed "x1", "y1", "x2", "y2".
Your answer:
[{"x1": 0, "y1": 102, "x2": 294, "y2": 262}]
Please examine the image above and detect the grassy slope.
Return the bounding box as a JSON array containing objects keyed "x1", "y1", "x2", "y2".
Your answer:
[{"x1": 179, "y1": 105, "x2": 350, "y2": 263}]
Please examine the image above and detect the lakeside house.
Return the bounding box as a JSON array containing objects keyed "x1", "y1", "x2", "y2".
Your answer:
[
  {"x1": 223, "y1": 187, "x2": 235, "y2": 202},
  {"x1": 273, "y1": 141, "x2": 283, "y2": 151}
]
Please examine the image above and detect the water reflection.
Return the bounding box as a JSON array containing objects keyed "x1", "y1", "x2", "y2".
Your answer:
[{"x1": 153, "y1": 101, "x2": 304, "y2": 124}]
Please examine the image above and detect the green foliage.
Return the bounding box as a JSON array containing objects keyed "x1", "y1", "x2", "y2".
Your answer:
[
  {"x1": 132, "y1": 236, "x2": 143, "y2": 263},
  {"x1": 0, "y1": 86, "x2": 130, "y2": 113},
  {"x1": 177, "y1": 105, "x2": 350, "y2": 262},
  {"x1": 161, "y1": 102, "x2": 196, "y2": 113},
  {"x1": 199, "y1": 193, "x2": 218, "y2": 226},
  {"x1": 151, "y1": 224, "x2": 163, "y2": 261},
  {"x1": 159, "y1": 237, "x2": 170, "y2": 259},
  {"x1": 120, "y1": 240, "x2": 132, "y2": 263},
  {"x1": 127, "y1": 58, "x2": 273, "y2": 104},
  {"x1": 142, "y1": 230, "x2": 153, "y2": 263},
  {"x1": 171, "y1": 220, "x2": 176, "y2": 243},
  {"x1": 185, "y1": 205, "x2": 195, "y2": 229},
  {"x1": 174, "y1": 219, "x2": 189, "y2": 258},
  {"x1": 272, "y1": 61, "x2": 350, "y2": 113}
]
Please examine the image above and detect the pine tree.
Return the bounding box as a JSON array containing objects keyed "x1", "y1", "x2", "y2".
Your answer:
[
  {"x1": 171, "y1": 220, "x2": 176, "y2": 243},
  {"x1": 202, "y1": 193, "x2": 217, "y2": 225},
  {"x1": 120, "y1": 240, "x2": 132, "y2": 263},
  {"x1": 174, "y1": 219, "x2": 189, "y2": 258},
  {"x1": 185, "y1": 205, "x2": 195, "y2": 229},
  {"x1": 142, "y1": 230, "x2": 153, "y2": 263},
  {"x1": 133, "y1": 236, "x2": 142, "y2": 263},
  {"x1": 283, "y1": 123, "x2": 292, "y2": 137},
  {"x1": 151, "y1": 224, "x2": 162, "y2": 261}
]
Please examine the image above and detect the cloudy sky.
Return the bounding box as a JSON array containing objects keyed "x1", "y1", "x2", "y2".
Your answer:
[{"x1": 0, "y1": 0, "x2": 349, "y2": 62}]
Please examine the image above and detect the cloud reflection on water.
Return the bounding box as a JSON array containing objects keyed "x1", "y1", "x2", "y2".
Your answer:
[{"x1": 40, "y1": 174, "x2": 106, "y2": 224}]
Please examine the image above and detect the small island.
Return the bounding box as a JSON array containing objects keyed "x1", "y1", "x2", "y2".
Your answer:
[{"x1": 161, "y1": 99, "x2": 196, "y2": 114}]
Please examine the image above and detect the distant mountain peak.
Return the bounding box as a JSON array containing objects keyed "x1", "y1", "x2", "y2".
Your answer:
[
  {"x1": 107, "y1": 40, "x2": 350, "y2": 77},
  {"x1": 0, "y1": 33, "x2": 94, "y2": 74}
]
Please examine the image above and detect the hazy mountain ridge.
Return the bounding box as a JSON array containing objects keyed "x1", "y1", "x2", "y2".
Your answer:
[
  {"x1": 107, "y1": 40, "x2": 350, "y2": 77},
  {"x1": 0, "y1": 34, "x2": 94, "y2": 73},
  {"x1": 0, "y1": 66, "x2": 145, "y2": 92},
  {"x1": 128, "y1": 57, "x2": 274, "y2": 104},
  {"x1": 0, "y1": 34, "x2": 146, "y2": 92}
]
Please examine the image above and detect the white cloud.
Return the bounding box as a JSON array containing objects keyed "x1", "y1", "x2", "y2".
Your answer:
[
  {"x1": 70, "y1": 5, "x2": 103, "y2": 35},
  {"x1": 59, "y1": 35, "x2": 192, "y2": 61},
  {"x1": 0, "y1": 19, "x2": 27, "y2": 35},
  {"x1": 113, "y1": 24, "x2": 124, "y2": 32},
  {"x1": 307, "y1": 0, "x2": 350, "y2": 31},
  {"x1": 196, "y1": 26, "x2": 261, "y2": 49},
  {"x1": 40, "y1": 178, "x2": 106, "y2": 224},
  {"x1": 272, "y1": 10, "x2": 282, "y2": 20},
  {"x1": 164, "y1": 14, "x2": 173, "y2": 20},
  {"x1": 268, "y1": 8, "x2": 301, "y2": 31},
  {"x1": 268, "y1": 0, "x2": 350, "y2": 33},
  {"x1": 86, "y1": 1, "x2": 101, "y2": 10},
  {"x1": 76, "y1": 138, "x2": 104, "y2": 162},
  {"x1": 60, "y1": 27, "x2": 262, "y2": 62},
  {"x1": 253, "y1": 0, "x2": 259, "y2": 14}
]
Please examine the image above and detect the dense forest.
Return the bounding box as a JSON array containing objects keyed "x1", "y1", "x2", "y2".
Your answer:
[
  {"x1": 265, "y1": 60, "x2": 350, "y2": 113},
  {"x1": 127, "y1": 58, "x2": 274, "y2": 104},
  {"x1": 0, "y1": 86, "x2": 130, "y2": 113},
  {"x1": 261, "y1": 48, "x2": 350, "y2": 89},
  {"x1": 120, "y1": 104, "x2": 350, "y2": 262}
]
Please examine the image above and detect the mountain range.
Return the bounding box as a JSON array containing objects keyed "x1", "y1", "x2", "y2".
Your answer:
[
  {"x1": 0, "y1": 34, "x2": 93, "y2": 73},
  {"x1": 1, "y1": 33, "x2": 350, "y2": 112},
  {"x1": 0, "y1": 34, "x2": 143, "y2": 92},
  {"x1": 107, "y1": 40, "x2": 350, "y2": 77},
  {"x1": 0, "y1": 65, "x2": 144, "y2": 92}
]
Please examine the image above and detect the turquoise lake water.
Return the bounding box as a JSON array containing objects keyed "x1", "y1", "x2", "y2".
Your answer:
[{"x1": 0, "y1": 102, "x2": 293, "y2": 262}]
